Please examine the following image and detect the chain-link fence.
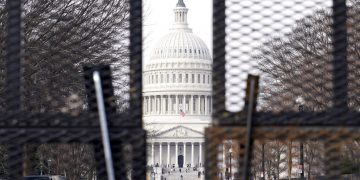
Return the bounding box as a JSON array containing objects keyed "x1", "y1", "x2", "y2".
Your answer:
[
  {"x1": 1, "y1": 0, "x2": 145, "y2": 179},
  {"x1": 208, "y1": 0, "x2": 358, "y2": 179},
  {"x1": 0, "y1": 0, "x2": 357, "y2": 179}
]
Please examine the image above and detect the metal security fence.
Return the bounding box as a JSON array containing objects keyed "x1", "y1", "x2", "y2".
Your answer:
[
  {"x1": 1, "y1": 0, "x2": 359, "y2": 179},
  {"x1": 1, "y1": 0, "x2": 145, "y2": 179},
  {"x1": 208, "y1": 0, "x2": 359, "y2": 180}
]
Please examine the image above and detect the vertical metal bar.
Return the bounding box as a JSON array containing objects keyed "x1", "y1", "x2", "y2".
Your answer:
[
  {"x1": 130, "y1": 130, "x2": 147, "y2": 180},
  {"x1": 5, "y1": 0, "x2": 23, "y2": 111},
  {"x1": 8, "y1": 143, "x2": 23, "y2": 179},
  {"x1": 332, "y1": 0, "x2": 348, "y2": 109},
  {"x1": 242, "y1": 77, "x2": 257, "y2": 180},
  {"x1": 129, "y1": 0, "x2": 143, "y2": 127},
  {"x1": 212, "y1": 0, "x2": 226, "y2": 125},
  {"x1": 262, "y1": 143, "x2": 265, "y2": 180},
  {"x1": 93, "y1": 71, "x2": 115, "y2": 180},
  {"x1": 300, "y1": 143, "x2": 305, "y2": 179}
]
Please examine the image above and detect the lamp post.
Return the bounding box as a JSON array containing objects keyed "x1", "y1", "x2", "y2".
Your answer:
[
  {"x1": 229, "y1": 148, "x2": 233, "y2": 180},
  {"x1": 47, "y1": 159, "x2": 52, "y2": 175},
  {"x1": 296, "y1": 97, "x2": 305, "y2": 180}
]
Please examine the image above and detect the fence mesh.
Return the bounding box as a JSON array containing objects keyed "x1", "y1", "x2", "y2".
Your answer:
[
  {"x1": 1, "y1": 0, "x2": 145, "y2": 179},
  {"x1": 0, "y1": 0, "x2": 358, "y2": 179},
  {"x1": 208, "y1": 0, "x2": 357, "y2": 179}
]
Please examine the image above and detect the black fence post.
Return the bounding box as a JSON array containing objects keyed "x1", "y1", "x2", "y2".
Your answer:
[
  {"x1": 332, "y1": 0, "x2": 348, "y2": 110},
  {"x1": 5, "y1": 0, "x2": 23, "y2": 111}
]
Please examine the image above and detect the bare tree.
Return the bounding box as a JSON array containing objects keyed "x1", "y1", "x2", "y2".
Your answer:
[
  {"x1": 0, "y1": 0, "x2": 130, "y2": 178},
  {"x1": 256, "y1": 1, "x2": 360, "y2": 178},
  {"x1": 257, "y1": 1, "x2": 360, "y2": 112}
]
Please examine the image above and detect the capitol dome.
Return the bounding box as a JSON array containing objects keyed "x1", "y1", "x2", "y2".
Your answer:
[
  {"x1": 144, "y1": 0, "x2": 211, "y2": 170},
  {"x1": 143, "y1": 0, "x2": 212, "y2": 124},
  {"x1": 151, "y1": 31, "x2": 211, "y2": 60}
]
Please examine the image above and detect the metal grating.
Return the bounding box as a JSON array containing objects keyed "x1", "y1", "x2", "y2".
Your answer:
[
  {"x1": 0, "y1": 0, "x2": 146, "y2": 179},
  {"x1": 207, "y1": 0, "x2": 358, "y2": 179}
]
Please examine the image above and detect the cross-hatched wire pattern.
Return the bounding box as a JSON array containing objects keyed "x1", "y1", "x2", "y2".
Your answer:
[
  {"x1": 209, "y1": 0, "x2": 356, "y2": 179},
  {"x1": 0, "y1": 0, "x2": 146, "y2": 179}
]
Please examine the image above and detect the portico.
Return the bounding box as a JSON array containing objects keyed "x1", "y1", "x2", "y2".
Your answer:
[{"x1": 147, "y1": 126, "x2": 205, "y2": 168}]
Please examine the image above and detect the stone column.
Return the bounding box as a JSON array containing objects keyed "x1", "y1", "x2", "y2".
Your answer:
[
  {"x1": 149, "y1": 96, "x2": 151, "y2": 114},
  {"x1": 175, "y1": 143, "x2": 178, "y2": 167},
  {"x1": 183, "y1": 95, "x2": 186, "y2": 112},
  {"x1": 183, "y1": 142, "x2": 187, "y2": 166},
  {"x1": 191, "y1": 142, "x2": 194, "y2": 167},
  {"x1": 168, "y1": 95, "x2": 172, "y2": 114},
  {"x1": 167, "y1": 142, "x2": 170, "y2": 166},
  {"x1": 153, "y1": 96, "x2": 156, "y2": 114},
  {"x1": 152, "y1": 96, "x2": 155, "y2": 114},
  {"x1": 176, "y1": 95, "x2": 179, "y2": 114},
  {"x1": 199, "y1": 143, "x2": 202, "y2": 166},
  {"x1": 198, "y1": 95, "x2": 201, "y2": 114},
  {"x1": 190, "y1": 95, "x2": 193, "y2": 114},
  {"x1": 159, "y1": 96, "x2": 162, "y2": 114},
  {"x1": 146, "y1": 97, "x2": 149, "y2": 114},
  {"x1": 161, "y1": 96, "x2": 164, "y2": 114},
  {"x1": 163, "y1": 96, "x2": 166, "y2": 114},
  {"x1": 205, "y1": 96, "x2": 208, "y2": 115},
  {"x1": 159, "y1": 142, "x2": 162, "y2": 166},
  {"x1": 158, "y1": 96, "x2": 161, "y2": 114},
  {"x1": 152, "y1": 143, "x2": 155, "y2": 165}
]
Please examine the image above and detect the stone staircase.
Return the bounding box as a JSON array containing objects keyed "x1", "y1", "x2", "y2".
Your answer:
[{"x1": 161, "y1": 168, "x2": 205, "y2": 180}]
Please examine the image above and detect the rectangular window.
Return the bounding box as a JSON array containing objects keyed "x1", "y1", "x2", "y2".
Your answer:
[
  {"x1": 185, "y1": 74, "x2": 188, "y2": 83},
  {"x1": 192, "y1": 74, "x2": 194, "y2": 83},
  {"x1": 167, "y1": 74, "x2": 169, "y2": 83},
  {"x1": 161, "y1": 74, "x2": 163, "y2": 83},
  {"x1": 208, "y1": 75, "x2": 210, "y2": 84},
  {"x1": 203, "y1": 75, "x2": 205, "y2": 83},
  {"x1": 173, "y1": 74, "x2": 176, "y2": 83},
  {"x1": 198, "y1": 74, "x2": 200, "y2": 83},
  {"x1": 179, "y1": 74, "x2": 182, "y2": 83}
]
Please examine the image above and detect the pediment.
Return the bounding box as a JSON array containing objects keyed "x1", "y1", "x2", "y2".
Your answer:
[{"x1": 154, "y1": 125, "x2": 203, "y2": 138}]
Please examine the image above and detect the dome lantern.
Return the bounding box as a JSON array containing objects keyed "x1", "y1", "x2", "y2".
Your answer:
[
  {"x1": 172, "y1": 0, "x2": 191, "y2": 31},
  {"x1": 176, "y1": 0, "x2": 186, "y2": 7}
]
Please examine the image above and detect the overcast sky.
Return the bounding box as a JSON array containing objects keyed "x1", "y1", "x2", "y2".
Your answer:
[
  {"x1": 143, "y1": 0, "x2": 213, "y2": 64},
  {"x1": 142, "y1": 0, "x2": 332, "y2": 111}
]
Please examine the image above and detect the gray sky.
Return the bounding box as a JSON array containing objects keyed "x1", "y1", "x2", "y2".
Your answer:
[
  {"x1": 142, "y1": 0, "x2": 332, "y2": 112},
  {"x1": 143, "y1": 0, "x2": 213, "y2": 64}
]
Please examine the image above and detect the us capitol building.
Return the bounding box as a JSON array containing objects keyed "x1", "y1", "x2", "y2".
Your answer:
[{"x1": 143, "y1": 0, "x2": 212, "y2": 169}]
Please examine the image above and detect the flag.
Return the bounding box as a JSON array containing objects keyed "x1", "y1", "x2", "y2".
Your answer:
[{"x1": 180, "y1": 109, "x2": 185, "y2": 117}]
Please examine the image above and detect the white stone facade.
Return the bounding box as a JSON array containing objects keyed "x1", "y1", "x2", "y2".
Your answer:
[{"x1": 143, "y1": 0, "x2": 211, "y2": 168}]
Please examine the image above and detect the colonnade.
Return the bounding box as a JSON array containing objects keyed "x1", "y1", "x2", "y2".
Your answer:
[
  {"x1": 150, "y1": 142, "x2": 203, "y2": 167},
  {"x1": 143, "y1": 95, "x2": 211, "y2": 115}
]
